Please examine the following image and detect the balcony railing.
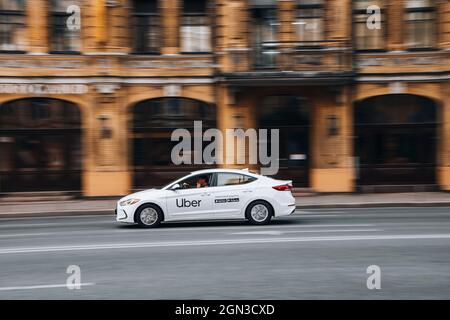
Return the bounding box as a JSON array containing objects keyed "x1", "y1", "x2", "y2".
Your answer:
[{"x1": 225, "y1": 40, "x2": 353, "y2": 74}]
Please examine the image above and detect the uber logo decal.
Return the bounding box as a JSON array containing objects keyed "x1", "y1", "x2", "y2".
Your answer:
[{"x1": 176, "y1": 198, "x2": 202, "y2": 208}]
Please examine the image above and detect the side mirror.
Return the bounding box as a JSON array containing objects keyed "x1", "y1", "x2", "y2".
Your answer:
[{"x1": 170, "y1": 183, "x2": 182, "y2": 191}]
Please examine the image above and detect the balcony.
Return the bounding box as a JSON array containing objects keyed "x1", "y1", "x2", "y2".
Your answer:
[
  {"x1": 355, "y1": 50, "x2": 449, "y2": 75},
  {"x1": 0, "y1": 52, "x2": 216, "y2": 78},
  {"x1": 220, "y1": 40, "x2": 354, "y2": 86}
]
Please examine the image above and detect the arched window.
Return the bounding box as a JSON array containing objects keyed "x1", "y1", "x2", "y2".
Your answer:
[
  {"x1": 0, "y1": 98, "x2": 81, "y2": 129},
  {"x1": 353, "y1": 0, "x2": 386, "y2": 51},
  {"x1": 405, "y1": 0, "x2": 436, "y2": 50},
  {"x1": 0, "y1": 98, "x2": 82, "y2": 192},
  {"x1": 0, "y1": 0, "x2": 26, "y2": 52},
  {"x1": 49, "y1": 0, "x2": 81, "y2": 53},
  {"x1": 131, "y1": 0, "x2": 160, "y2": 54},
  {"x1": 354, "y1": 94, "x2": 439, "y2": 186},
  {"x1": 133, "y1": 97, "x2": 215, "y2": 129}
]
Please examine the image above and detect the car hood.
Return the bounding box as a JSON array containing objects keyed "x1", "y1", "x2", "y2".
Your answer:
[{"x1": 119, "y1": 188, "x2": 166, "y2": 202}]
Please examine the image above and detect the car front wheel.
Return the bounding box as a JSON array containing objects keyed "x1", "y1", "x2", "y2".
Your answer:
[
  {"x1": 246, "y1": 200, "x2": 273, "y2": 225},
  {"x1": 135, "y1": 204, "x2": 163, "y2": 228}
]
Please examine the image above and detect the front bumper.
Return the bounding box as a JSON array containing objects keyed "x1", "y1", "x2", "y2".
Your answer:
[{"x1": 115, "y1": 206, "x2": 134, "y2": 223}]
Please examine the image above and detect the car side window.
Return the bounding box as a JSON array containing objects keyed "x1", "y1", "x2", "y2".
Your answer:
[
  {"x1": 214, "y1": 173, "x2": 256, "y2": 187},
  {"x1": 178, "y1": 173, "x2": 213, "y2": 189}
]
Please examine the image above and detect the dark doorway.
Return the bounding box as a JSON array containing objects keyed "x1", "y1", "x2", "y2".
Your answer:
[
  {"x1": 354, "y1": 94, "x2": 438, "y2": 186},
  {"x1": 131, "y1": 97, "x2": 217, "y2": 189},
  {"x1": 258, "y1": 95, "x2": 311, "y2": 187},
  {"x1": 0, "y1": 98, "x2": 82, "y2": 192}
]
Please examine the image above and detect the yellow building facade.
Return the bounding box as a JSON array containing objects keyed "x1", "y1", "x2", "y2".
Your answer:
[{"x1": 0, "y1": 0, "x2": 448, "y2": 196}]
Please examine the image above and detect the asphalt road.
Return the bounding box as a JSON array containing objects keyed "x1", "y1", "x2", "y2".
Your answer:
[{"x1": 0, "y1": 207, "x2": 450, "y2": 299}]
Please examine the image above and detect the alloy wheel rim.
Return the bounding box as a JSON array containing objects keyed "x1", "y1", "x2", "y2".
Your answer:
[
  {"x1": 140, "y1": 207, "x2": 158, "y2": 225},
  {"x1": 250, "y1": 204, "x2": 269, "y2": 222}
]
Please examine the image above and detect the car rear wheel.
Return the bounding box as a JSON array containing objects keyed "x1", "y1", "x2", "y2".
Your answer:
[
  {"x1": 246, "y1": 200, "x2": 273, "y2": 225},
  {"x1": 135, "y1": 204, "x2": 162, "y2": 228}
]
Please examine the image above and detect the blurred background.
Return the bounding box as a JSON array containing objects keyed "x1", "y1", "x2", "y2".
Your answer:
[{"x1": 0, "y1": 0, "x2": 448, "y2": 198}]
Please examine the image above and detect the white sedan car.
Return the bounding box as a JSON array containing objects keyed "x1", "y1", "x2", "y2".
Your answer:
[{"x1": 115, "y1": 169, "x2": 296, "y2": 228}]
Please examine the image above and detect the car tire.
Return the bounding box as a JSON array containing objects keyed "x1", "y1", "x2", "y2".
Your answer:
[
  {"x1": 246, "y1": 200, "x2": 273, "y2": 225},
  {"x1": 134, "y1": 204, "x2": 163, "y2": 228}
]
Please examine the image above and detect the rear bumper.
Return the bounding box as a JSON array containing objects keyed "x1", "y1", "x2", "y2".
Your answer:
[{"x1": 276, "y1": 203, "x2": 296, "y2": 217}]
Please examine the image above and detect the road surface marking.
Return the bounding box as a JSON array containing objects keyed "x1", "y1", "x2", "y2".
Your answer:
[
  {"x1": 297, "y1": 211, "x2": 346, "y2": 214},
  {"x1": 0, "y1": 221, "x2": 109, "y2": 228},
  {"x1": 229, "y1": 229, "x2": 382, "y2": 235},
  {"x1": 0, "y1": 232, "x2": 52, "y2": 238},
  {"x1": 0, "y1": 224, "x2": 377, "y2": 238},
  {"x1": 0, "y1": 283, "x2": 95, "y2": 291},
  {"x1": 1, "y1": 234, "x2": 450, "y2": 255},
  {"x1": 295, "y1": 215, "x2": 339, "y2": 217},
  {"x1": 0, "y1": 221, "x2": 375, "y2": 232},
  {"x1": 0, "y1": 223, "x2": 62, "y2": 228},
  {"x1": 0, "y1": 214, "x2": 110, "y2": 222}
]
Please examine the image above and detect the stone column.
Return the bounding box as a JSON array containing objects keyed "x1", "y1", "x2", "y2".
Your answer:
[
  {"x1": 439, "y1": 0, "x2": 450, "y2": 49},
  {"x1": 83, "y1": 85, "x2": 131, "y2": 196},
  {"x1": 387, "y1": 0, "x2": 404, "y2": 51},
  {"x1": 438, "y1": 83, "x2": 450, "y2": 190},
  {"x1": 26, "y1": 0, "x2": 49, "y2": 53},
  {"x1": 278, "y1": 0, "x2": 295, "y2": 69},
  {"x1": 94, "y1": 0, "x2": 108, "y2": 47},
  {"x1": 105, "y1": 0, "x2": 131, "y2": 53},
  {"x1": 216, "y1": 0, "x2": 250, "y2": 72},
  {"x1": 328, "y1": 0, "x2": 351, "y2": 42},
  {"x1": 310, "y1": 87, "x2": 355, "y2": 192},
  {"x1": 161, "y1": 0, "x2": 180, "y2": 54}
]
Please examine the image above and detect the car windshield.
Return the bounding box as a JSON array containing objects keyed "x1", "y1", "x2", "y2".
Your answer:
[{"x1": 161, "y1": 173, "x2": 204, "y2": 190}]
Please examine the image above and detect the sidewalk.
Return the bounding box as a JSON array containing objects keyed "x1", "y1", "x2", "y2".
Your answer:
[{"x1": 0, "y1": 192, "x2": 449, "y2": 218}]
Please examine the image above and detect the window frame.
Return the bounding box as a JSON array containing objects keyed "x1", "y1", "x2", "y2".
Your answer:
[
  {"x1": 48, "y1": 0, "x2": 81, "y2": 54},
  {"x1": 180, "y1": 0, "x2": 212, "y2": 54},
  {"x1": 352, "y1": 0, "x2": 388, "y2": 52},
  {"x1": 0, "y1": 0, "x2": 27, "y2": 53},
  {"x1": 170, "y1": 173, "x2": 214, "y2": 190},
  {"x1": 211, "y1": 172, "x2": 257, "y2": 188},
  {"x1": 130, "y1": 0, "x2": 161, "y2": 55},
  {"x1": 250, "y1": 5, "x2": 279, "y2": 69},
  {"x1": 294, "y1": 0, "x2": 325, "y2": 47},
  {"x1": 405, "y1": 0, "x2": 437, "y2": 51}
]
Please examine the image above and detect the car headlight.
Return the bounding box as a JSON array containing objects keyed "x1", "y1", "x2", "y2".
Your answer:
[{"x1": 119, "y1": 198, "x2": 141, "y2": 206}]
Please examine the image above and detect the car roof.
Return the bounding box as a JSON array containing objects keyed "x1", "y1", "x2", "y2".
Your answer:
[{"x1": 190, "y1": 168, "x2": 260, "y2": 176}]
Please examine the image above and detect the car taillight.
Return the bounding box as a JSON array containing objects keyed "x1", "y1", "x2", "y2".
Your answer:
[{"x1": 272, "y1": 184, "x2": 293, "y2": 191}]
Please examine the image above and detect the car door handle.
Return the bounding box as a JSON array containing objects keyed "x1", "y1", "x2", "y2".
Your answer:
[
  {"x1": 243, "y1": 190, "x2": 253, "y2": 193},
  {"x1": 201, "y1": 193, "x2": 211, "y2": 196}
]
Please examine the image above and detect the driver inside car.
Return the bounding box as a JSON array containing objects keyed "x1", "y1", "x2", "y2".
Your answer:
[{"x1": 196, "y1": 175, "x2": 209, "y2": 188}]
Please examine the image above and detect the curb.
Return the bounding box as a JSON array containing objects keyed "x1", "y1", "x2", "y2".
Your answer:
[
  {"x1": 0, "y1": 210, "x2": 112, "y2": 219},
  {"x1": 1, "y1": 202, "x2": 450, "y2": 218}
]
